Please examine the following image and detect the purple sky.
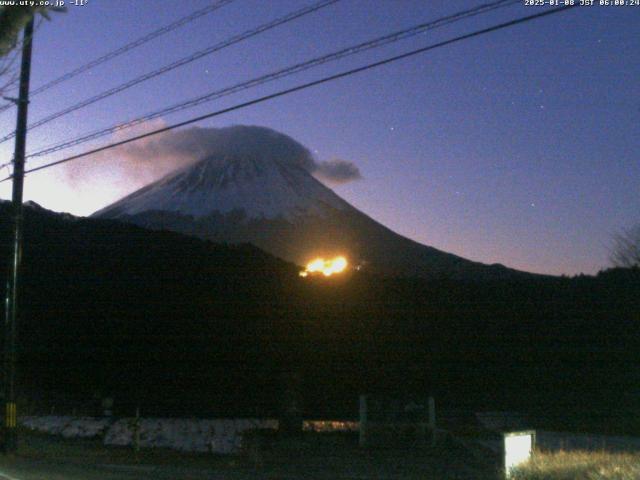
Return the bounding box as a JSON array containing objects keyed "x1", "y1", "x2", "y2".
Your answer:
[{"x1": 0, "y1": 0, "x2": 638, "y2": 276}]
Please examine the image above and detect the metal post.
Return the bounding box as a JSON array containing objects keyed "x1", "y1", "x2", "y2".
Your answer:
[
  {"x1": 3, "y1": 17, "x2": 35, "y2": 454},
  {"x1": 359, "y1": 394, "x2": 367, "y2": 447},
  {"x1": 428, "y1": 396, "x2": 436, "y2": 446},
  {"x1": 133, "y1": 406, "x2": 141, "y2": 453}
]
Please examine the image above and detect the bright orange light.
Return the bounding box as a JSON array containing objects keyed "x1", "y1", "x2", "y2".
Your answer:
[{"x1": 299, "y1": 256, "x2": 348, "y2": 277}]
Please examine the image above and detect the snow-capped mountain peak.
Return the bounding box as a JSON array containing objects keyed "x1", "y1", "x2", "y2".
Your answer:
[{"x1": 93, "y1": 126, "x2": 351, "y2": 220}]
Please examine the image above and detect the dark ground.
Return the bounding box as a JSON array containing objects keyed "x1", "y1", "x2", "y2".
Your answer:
[{"x1": 0, "y1": 429, "x2": 502, "y2": 480}]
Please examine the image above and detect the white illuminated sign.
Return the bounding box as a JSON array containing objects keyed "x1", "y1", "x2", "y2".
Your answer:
[{"x1": 503, "y1": 430, "x2": 535, "y2": 476}]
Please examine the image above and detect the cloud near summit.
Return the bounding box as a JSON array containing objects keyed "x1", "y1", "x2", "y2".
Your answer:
[
  {"x1": 64, "y1": 124, "x2": 362, "y2": 213},
  {"x1": 72, "y1": 123, "x2": 362, "y2": 189},
  {"x1": 313, "y1": 158, "x2": 362, "y2": 184},
  {"x1": 136, "y1": 124, "x2": 363, "y2": 185}
]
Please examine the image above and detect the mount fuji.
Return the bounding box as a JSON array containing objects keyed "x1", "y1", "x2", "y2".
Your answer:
[{"x1": 93, "y1": 125, "x2": 528, "y2": 280}]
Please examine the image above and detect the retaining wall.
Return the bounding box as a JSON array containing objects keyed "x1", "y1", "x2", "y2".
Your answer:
[{"x1": 20, "y1": 415, "x2": 278, "y2": 454}]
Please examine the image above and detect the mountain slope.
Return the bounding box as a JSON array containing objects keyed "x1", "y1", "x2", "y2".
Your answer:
[{"x1": 93, "y1": 125, "x2": 534, "y2": 280}]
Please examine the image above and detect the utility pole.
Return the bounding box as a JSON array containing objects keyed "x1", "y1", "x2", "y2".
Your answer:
[{"x1": 3, "y1": 17, "x2": 35, "y2": 454}]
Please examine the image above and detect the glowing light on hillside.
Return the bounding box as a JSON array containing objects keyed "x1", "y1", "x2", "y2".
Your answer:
[{"x1": 299, "y1": 256, "x2": 348, "y2": 277}]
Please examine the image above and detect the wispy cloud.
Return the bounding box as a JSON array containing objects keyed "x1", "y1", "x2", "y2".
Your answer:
[{"x1": 313, "y1": 158, "x2": 362, "y2": 185}]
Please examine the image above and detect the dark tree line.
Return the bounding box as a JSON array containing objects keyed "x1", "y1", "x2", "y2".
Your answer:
[{"x1": 1, "y1": 203, "x2": 639, "y2": 434}]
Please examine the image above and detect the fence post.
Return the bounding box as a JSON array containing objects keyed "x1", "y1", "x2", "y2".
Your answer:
[
  {"x1": 132, "y1": 406, "x2": 140, "y2": 453},
  {"x1": 417, "y1": 419, "x2": 426, "y2": 446},
  {"x1": 428, "y1": 396, "x2": 436, "y2": 446},
  {"x1": 359, "y1": 395, "x2": 367, "y2": 447}
]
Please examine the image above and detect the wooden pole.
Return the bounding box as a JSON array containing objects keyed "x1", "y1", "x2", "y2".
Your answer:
[{"x1": 3, "y1": 16, "x2": 34, "y2": 454}]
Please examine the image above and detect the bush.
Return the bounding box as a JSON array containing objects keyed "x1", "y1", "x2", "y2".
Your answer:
[{"x1": 510, "y1": 450, "x2": 640, "y2": 480}]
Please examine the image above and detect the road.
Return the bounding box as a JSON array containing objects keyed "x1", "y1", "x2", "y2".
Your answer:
[
  {"x1": 0, "y1": 458, "x2": 239, "y2": 480},
  {"x1": 0, "y1": 429, "x2": 498, "y2": 480}
]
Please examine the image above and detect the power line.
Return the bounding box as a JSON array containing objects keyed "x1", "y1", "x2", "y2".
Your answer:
[
  {"x1": 25, "y1": 0, "x2": 519, "y2": 160},
  {"x1": 0, "y1": 49, "x2": 22, "y2": 96},
  {"x1": 0, "y1": 0, "x2": 235, "y2": 115},
  {"x1": 0, "y1": 0, "x2": 340, "y2": 145},
  {"x1": 0, "y1": 5, "x2": 577, "y2": 184},
  {"x1": 0, "y1": 20, "x2": 47, "y2": 169},
  {"x1": 0, "y1": 18, "x2": 46, "y2": 105}
]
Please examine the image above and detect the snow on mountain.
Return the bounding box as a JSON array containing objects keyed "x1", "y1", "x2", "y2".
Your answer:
[{"x1": 93, "y1": 126, "x2": 353, "y2": 221}]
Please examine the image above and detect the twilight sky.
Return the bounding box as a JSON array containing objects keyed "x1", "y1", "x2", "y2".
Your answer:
[{"x1": 0, "y1": 0, "x2": 638, "y2": 276}]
